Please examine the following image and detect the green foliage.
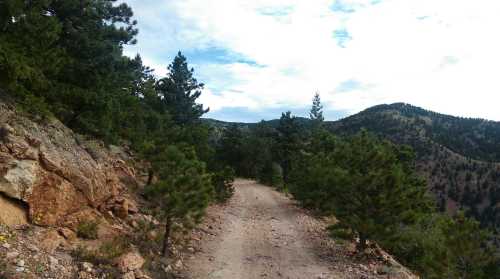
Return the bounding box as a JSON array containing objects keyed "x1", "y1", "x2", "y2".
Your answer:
[
  {"x1": 387, "y1": 213, "x2": 499, "y2": 279},
  {"x1": 270, "y1": 163, "x2": 284, "y2": 189},
  {"x1": 146, "y1": 146, "x2": 213, "y2": 224},
  {"x1": 212, "y1": 167, "x2": 236, "y2": 203},
  {"x1": 98, "y1": 236, "x2": 132, "y2": 260},
  {"x1": 441, "y1": 213, "x2": 499, "y2": 278},
  {"x1": 328, "y1": 103, "x2": 500, "y2": 231},
  {"x1": 276, "y1": 111, "x2": 303, "y2": 183},
  {"x1": 145, "y1": 146, "x2": 213, "y2": 255},
  {"x1": 155, "y1": 52, "x2": 209, "y2": 125},
  {"x1": 309, "y1": 92, "x2": 324, "y2": 128},
  {"x1": 291, "y1": 131, "x2": 433, "y2": 250},
  {"x1": 217, "y1": 124, "x2": 245, "y2": 175},
  {"x1": 0, "y1": 0, "x2": 140, "y2": 141},
  {"x1": 72, "y1": 237, "x2": 131, "y2": 271},
  {"x1": 77, "y1": 220, "x2": 99, "y2": 240}
]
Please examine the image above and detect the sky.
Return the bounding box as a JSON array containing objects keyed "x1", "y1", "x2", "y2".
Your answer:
[{"x1": 123, "y1": 0, "x2": 500, "y2": 123}]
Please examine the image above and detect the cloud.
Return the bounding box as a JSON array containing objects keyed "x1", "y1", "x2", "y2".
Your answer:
[
  {"x1": 336, "y1": 79, "x2": 374, "y2": 92},
  {"x1": 123, "y1": 0, "x2": 500, "y2": 122}
]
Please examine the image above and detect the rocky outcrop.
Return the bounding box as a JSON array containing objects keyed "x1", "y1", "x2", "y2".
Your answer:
[
  {"x1": 0, "y1": 100, "x2": 138, "y2": 226},
  {"x1": 0, "y1": 194, "x2": 28, "y2": 226}
]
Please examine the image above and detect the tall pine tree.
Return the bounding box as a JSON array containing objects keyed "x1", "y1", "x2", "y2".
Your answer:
[{"x1": 156, "y1": 52, "x2": 209, "y2": 125}]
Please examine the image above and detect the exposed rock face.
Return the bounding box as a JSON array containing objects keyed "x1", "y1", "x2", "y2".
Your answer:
[
  {"x1": 116, "y1": 251, "x2": 145, "y2": 273},
  {"x1": 0, "y1": 194, "x2": 28, "y2": 226},
  {"x1": 0, "y1": 101, "x2": 138, "y2": 226}
]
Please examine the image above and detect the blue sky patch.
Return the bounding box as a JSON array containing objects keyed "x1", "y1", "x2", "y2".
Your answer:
[
  {"x1": 183, "y1": 47, "x2": 260, "y2": 66},
  {"x1": 336, "y1": 79, "x2": 364, "y2": 92},
  {"x1": 333, "y1": 29, "x2": 352, "y2": 48},
  {"x1": 257, "y1": 6, "x2": 294, "y2": 17},
  {"x1": 204, "y1": 106, "x2": 347, "y2": 123},
  {"x1": 330, "y1": 0, "x2": 356, "y2": 13}
]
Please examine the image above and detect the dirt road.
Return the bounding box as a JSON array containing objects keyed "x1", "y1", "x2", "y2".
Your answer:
[{"x1": 183, "y1": 179, "x2": 414, "y2": 279}]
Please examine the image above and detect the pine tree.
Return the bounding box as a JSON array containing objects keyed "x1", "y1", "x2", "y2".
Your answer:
[
  {"x1": 293, "y1": 131, "x2": 433, "y2": 251},
  {"x1": 145, "y1": 146, "x2": 213, "y2": 256},
  {"x1": 217, "y1": 124, "x2": 245, "y2": 175},
  {"x1": 309, "y1": 92, "x2": 324, "y2": 126},
  {"x1": 156, "y1": 52, "x2": 209, "y2": 125},
  {"x1": 276, "y1": 111, "x2": 302, "y2": 183},
  {"x1": 442, "y1": 212, "x2": 499, "y2": 278},
  {"x1": 212, "y1": 166, "x2": 235, "y2": 203}
]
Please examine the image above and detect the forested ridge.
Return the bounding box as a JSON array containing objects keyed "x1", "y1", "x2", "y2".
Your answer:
[
  {"x1": 207, "y1": 103, "x2": 500, "y2": 233},
  {"x1": 327, "y1": 103, "x2": 500, "y2": 233},
  {"x1": 210, "y1": 98, "x2": 500, "y2": 278},
  {"x1": 1, "y1": 1, "x2": 499, "y2": 278}
]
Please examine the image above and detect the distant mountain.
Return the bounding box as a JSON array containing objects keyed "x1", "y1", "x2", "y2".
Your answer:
[
  {"x1": 329, "y1": 103, "x2": 500, "y2": 162},
  {"x1": 205, "y1": 103, "x2": 500, "y2": 231},
  {"x1": 328, "y1": 103, "x2": 500, "y2": 231}
]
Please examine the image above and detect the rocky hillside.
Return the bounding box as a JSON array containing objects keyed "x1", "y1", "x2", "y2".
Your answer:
[
  {"x1": 0, "y1": 99, "x2": 189, "y2": 278},
  {"x1": 0, "y1": 101, "x2": 139, "y2": 228}
]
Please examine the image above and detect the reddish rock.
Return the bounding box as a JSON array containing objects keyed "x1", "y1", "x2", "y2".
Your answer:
[
  {"x1": 58, "y1": 227, "x2": 77, "y2": 241},
  {"x1": 39, "y1": 229, "x2": 65, "y2": 253},
  {"x1": 114, "y1": 199, "x2": 129, "y2": 219},
  {"x1": 0, "y1": 101, "x2": 140, "y2": 226},
  {"x1": 116, "y1": 251, "x2": 145, "y2": 273}
]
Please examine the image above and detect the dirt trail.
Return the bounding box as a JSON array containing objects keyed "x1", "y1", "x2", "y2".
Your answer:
[{"x1": 184, "y1": 179, "x2": 414, "y2": 279}]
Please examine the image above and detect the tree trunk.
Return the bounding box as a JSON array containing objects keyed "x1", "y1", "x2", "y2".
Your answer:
[
  {"x1": 147, "y1": 169, "x2": 154, "y2": 186},
  {"x1": 162, "y1": 217, "x2": 172, "y2": 257}
]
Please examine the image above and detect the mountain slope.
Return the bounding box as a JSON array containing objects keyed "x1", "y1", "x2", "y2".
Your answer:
[
  {"x1": 329, "y1": 103, "x2": 500, "y2": 162},
  {"x1": 328, "y1": 103, "x2": 500, "y2": 232}
]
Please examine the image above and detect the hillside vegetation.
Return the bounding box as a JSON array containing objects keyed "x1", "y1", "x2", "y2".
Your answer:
[
  {"x1": 209, "y1": 98, "x2": 500, "y2": 278},
  {"x1": 328, "y1": 103, "x2": 500, "y2": 232},
  {"x1": 1, "y1": 1, "x2": 499, "y2": 279}
]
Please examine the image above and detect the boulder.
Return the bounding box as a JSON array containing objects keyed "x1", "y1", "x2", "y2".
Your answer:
[
  {"x1": 58, "y1": 227, "x2": 77, "y2": 241},
  {"x1": 116, "y1": 251, "x2": 145, "y2": 273}
]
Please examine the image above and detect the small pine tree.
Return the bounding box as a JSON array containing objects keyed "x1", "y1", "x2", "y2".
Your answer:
[
  {"x1": 145, "y1": 146, "x2": 213, "y2": 256},
  {"x1": 309, "y1": 92, "x2": 324, "y2": 127}
]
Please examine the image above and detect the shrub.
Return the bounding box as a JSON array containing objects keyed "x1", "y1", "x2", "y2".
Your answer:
[
  {"x1": 98, "y1": 236, "x2": 131, "y2": 260},
  {"x1": 77, "y1": 220, "x2": 99, "y2": 240},
  {"x1": 212, "y1": 166, "x2": 235, "y2": 203},
  {"x1": 72, "y1": 236, "x2": 131, "y2": 266},
  {"x1": 270, "y1": 163, "x2": 284, "y2": 189}
]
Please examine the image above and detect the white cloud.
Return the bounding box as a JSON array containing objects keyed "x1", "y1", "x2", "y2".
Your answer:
[{"x1": 124, "y1": 0, "x2": 500, "y2": 121}]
